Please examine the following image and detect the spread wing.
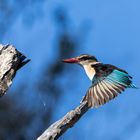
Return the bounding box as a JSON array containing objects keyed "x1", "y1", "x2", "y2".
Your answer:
[{"x1": 82, "y1": 65, "x2": 136, "y2": 108}]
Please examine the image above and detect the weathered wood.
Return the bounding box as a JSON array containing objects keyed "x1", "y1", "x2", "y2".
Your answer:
[
  {"x1": 0, "y1": 44, "x2": 30, "y2": 96},
  {"x1": 37, "y1": 101, "x2": 90, "y2": 140}
]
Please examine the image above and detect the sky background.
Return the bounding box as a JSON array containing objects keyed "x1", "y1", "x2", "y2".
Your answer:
[{"x1": 0, "y1": 0, "x2": 140, "y2": 140}]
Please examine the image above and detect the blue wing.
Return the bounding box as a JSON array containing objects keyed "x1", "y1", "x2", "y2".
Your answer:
[
  {"x1": 106, "y1": 70, "x2": 136, "y2": 88},
  {"x1": 83, "y1": 69, "x2": 137, "y2": 108}
]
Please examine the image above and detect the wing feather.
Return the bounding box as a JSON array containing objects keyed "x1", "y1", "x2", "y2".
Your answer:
[
  {"x1": 96, "y1": 84, "x2": 104, "y2": 105},
  {"x1": 93, "y1": 86, "x2": 99, "y2": 107},
  {"x1": 105, "y1": 80, "x2": 120, "y2": 95},
  {"x1": 106, "y1": 80, "x2": 123, "y2": 93},
  {"x1": 83, "y1": 67, "x2": 135, "y2": 108},
  {"x1": 99, "y1": 81, "x2": 110, "y2": 102},
  {"x1": 102, "y1": 81, "x2": 115, "y2": 99}
]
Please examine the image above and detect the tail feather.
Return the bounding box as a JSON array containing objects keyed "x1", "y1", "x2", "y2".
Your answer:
[{"x1": 129, "y1": 84, "x2": 138, "y2": 89}]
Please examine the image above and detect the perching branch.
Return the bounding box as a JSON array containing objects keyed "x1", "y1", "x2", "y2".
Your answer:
[
  {"x1": 0, "y1": 44, "x2": 30, "y2": 97},
  {"x1": 37, "y1": 101, "x2": 90, "y2": 140}
]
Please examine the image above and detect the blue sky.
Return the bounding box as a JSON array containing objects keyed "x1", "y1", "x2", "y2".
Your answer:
[{"x1": 1, "y1": 0, "x2": 140, "y2": 139}]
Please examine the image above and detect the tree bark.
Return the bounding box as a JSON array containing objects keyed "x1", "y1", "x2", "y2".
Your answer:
[
  {"x1": 37, "y1": 101, "x2": 90, "y2": 140},
  {"x1": 0, "y1": 44, "x2": 30, "y2": 96}
]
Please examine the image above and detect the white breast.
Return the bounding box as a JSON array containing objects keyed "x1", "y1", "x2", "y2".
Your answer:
[{"x1": 83, "y1": 65, "x2": 96, "y2": 80}]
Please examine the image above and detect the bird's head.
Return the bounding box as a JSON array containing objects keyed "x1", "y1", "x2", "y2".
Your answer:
[{"x1": 62, "y1": 54, "x2": 98, "y2": 66}]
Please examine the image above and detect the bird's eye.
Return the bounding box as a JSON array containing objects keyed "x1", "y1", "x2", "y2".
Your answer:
[{"x1": 79, "y1": 56, "x2": 89, "y2": 61}]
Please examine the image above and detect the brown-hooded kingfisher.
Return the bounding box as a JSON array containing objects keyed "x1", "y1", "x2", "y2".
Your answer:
[{"x1": 63, "y1": 54, "x2": 137, "y2": 108}]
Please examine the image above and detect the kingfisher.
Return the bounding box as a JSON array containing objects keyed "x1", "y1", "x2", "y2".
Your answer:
[{"x1": 63, "y1": 54, "x2": 137, "y2": 108}]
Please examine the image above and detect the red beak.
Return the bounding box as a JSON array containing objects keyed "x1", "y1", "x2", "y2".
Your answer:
[{"x1": 62, "y1": 57, "x2": 79, "y2": 63}]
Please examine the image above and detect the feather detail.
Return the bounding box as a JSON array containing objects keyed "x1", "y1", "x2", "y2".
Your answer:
[{"x1": 82, "y1": 66, "x2": 137, "y2": 108}]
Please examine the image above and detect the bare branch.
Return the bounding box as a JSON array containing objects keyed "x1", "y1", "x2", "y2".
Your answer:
[
  {"x1": 0, "y1": 44, "x2": 30, "y2": 96},
  {"x1": 37, "y1": 101, "x2": 90, "y2": 140}
]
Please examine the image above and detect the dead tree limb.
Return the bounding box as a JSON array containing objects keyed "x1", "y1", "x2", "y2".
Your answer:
[
  {"x1": 0, "y1": 44, "x2": 30, "y2": 96},
  {"x1": 37, "y1": 101, "x2": 90, "y2": 140}
]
